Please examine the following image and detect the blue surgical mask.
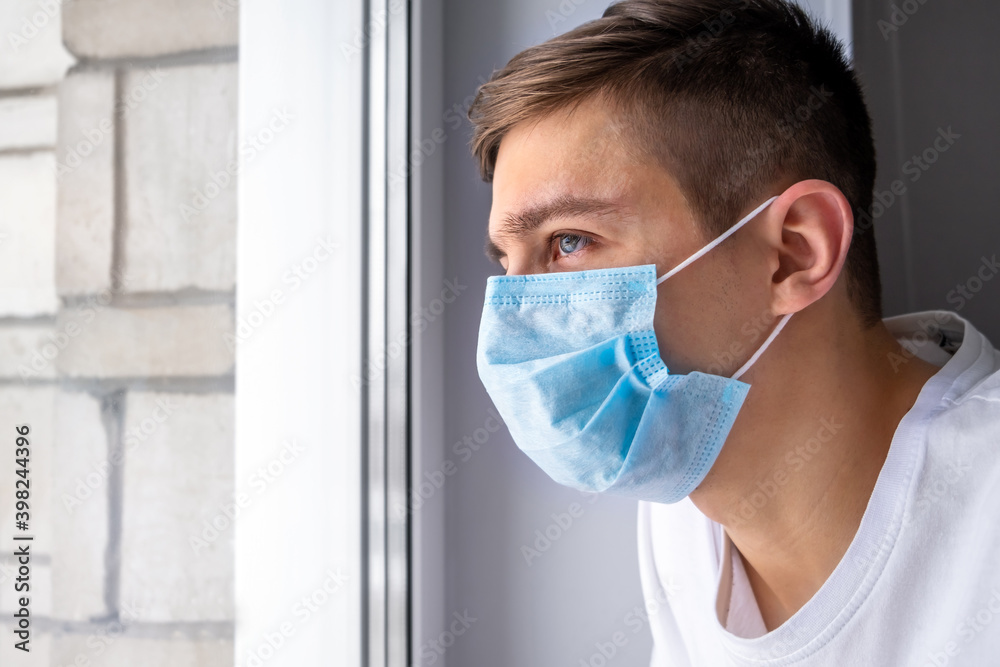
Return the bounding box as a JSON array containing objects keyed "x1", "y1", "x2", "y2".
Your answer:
[{"x1": 476, "y1": 196, "x2": 790, "y2": 503}]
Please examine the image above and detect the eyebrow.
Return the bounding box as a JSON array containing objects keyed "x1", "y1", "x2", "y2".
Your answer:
[{"x1": 484, "y1": 195, "x2": 622, "y2": 263}]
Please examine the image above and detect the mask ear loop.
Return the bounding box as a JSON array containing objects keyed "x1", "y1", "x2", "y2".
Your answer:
[
  {"x1": 731, "y1": 312, "x2": 792, "y2": 381},
  {"x1": 650, "y1": 195, "x2": 788, "y2": 380},
  {"x1": 656, "y1": 196, "x2": 779, "y2": 285}
]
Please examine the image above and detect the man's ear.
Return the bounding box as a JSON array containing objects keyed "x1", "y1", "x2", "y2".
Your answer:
[{"x1": 766, "y1": 179, "x2": 853, "y2": 316}]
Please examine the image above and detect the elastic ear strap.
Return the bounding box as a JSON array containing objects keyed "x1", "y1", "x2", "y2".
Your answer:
[
  {"x1": 656, "y1": 196, "x2": 779, "y2": 285},
  {"x1": 731, "y1": 312, "x2": 792, "y2": 381}
]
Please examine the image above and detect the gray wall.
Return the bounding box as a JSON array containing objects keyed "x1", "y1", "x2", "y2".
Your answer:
[{"x1": 854, "y1": 1, "x2": 1000, "y2": 341}]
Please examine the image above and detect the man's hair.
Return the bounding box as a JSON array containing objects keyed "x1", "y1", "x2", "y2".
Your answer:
[{"x1": 468, "y1": 0, "x2": 882, "y2": 325}]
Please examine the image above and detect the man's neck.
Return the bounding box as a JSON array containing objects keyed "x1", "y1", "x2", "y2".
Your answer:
[{"x1": 689, "y1": 310, "x2": 940, "y2": 631}]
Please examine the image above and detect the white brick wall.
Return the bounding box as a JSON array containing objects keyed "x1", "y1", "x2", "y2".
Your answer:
[
  {"x1": 120, "y1": 392, "x2": 234, "y2": 622},
  {"x1": 52, "y1": 636, "x2": 231, "y2": 667},
  {"x1": 55, "y1": 304, "x2": 235, "y2": 378},
  {"x1": 0, "y1": 0, "x2": 239, "y2": 654},
  {"x1": 0, "y1": 0, "x2": 67, "y2": 653},
  {"x1": 0, "y1": 153, "x2": 58, "y2": 316},
  {"x1": 0, "y1": 95, "x2": 56, "y2": 149},
  {"x1": 123, "y1": 63, "x2": 238, "y2": 292},
  {"x1": 63, "y1": 0, "x2": 239, "y2": 59},
  {"x1": 52, "y1": 390, "x2": 109, "y2": 620},
  {"x1": 0, "y1": 0, "x2": 75, "y2": 88},
  {"x1": 0, "y1": 325, "x2": 58, "y2": 380},
  {"x1": 57, "y1": 70, "x2": 116, "y2": 296}
]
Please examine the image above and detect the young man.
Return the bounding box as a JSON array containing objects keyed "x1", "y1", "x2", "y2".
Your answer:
[{"x1": 469, "y1": 1, "x2": 1000, "y2": 665}]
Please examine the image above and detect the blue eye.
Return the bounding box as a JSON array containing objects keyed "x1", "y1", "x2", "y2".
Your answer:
[{"x1": 556, "y1": 234, "x2": 590, "y2": 256}]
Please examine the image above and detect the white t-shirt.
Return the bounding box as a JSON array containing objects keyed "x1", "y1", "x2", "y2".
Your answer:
[{"x1": 637, "y1": 311, "x2": 1000, "y2": 666}]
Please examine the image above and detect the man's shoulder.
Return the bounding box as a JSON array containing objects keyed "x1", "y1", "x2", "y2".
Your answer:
[
  {"x1": 920, "y1": 310, "x2": 1000, "y2": 434},
  {"x1": 907, "y1": 311, "x2": 1000, "y2": 519},
  {"x1": 886, "y1": 309, "x2": 1000, "y2": 408}
]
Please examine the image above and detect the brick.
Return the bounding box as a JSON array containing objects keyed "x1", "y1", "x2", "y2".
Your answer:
[
  {"x1": 0, "y1": 94, "x2": 56, "y2": 149},
  {"x1": 52, "y1": 636, "x2": 231, "y2": 667},
  {"x1": 63, "y1": 0, "x2": 238, "y2": 59},
  {"x1": 0, "y1": 387, "x2": 54, "y2": 547},
  {"x1": 120, "y1": 392, "x2": 234, "y2": 621},
  {"x1": 0, "y1": 325, "x2": 58, "y2": 380},
  {"x1": 52, "y1": 390, "x2": 108, "y2": 620},
  {"x1": 122, "y1": 63, "x2": 238, "y2": 292},
  {"x1": 57, "y1": 71, "x2": 115, "y2": 295},
  {"x1": 55, "y1": 304, "x2": 235, "y2": 378},
  {"x1": 0, "y1": 153, "x2": 58, "y2": 316},
  {"x1": 0, "y1": 0, "x2": 75, "y2": 89}
]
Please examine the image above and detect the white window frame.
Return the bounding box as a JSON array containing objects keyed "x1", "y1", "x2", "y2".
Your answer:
[{"x1": 235, "y1": 0, "x2": 411, "y2": 665}]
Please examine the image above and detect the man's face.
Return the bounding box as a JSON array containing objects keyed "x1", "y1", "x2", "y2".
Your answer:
[{"x1": 486, "y1": 95, "x2": 775, "y2": 375}]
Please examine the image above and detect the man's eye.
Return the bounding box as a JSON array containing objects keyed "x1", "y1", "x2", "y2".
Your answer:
[{"x1": 555, "y1": 234, "x2": 591, "y2": 257}]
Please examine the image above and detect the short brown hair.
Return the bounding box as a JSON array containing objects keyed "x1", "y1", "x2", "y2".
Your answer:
[{"x1": 468, "y1": 0, "x2": 882, "y2": 325}]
